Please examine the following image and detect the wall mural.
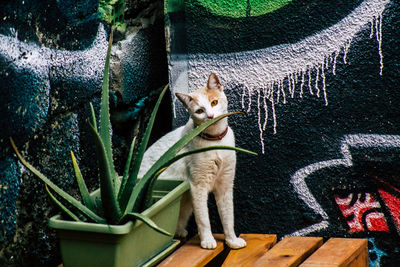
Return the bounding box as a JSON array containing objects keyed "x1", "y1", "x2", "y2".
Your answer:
[
  {"x1": 0, "y1": 1, "x2": 168, "y2": 263},
  {"x1": 291, "y1": 134, "x2": 400, "y2": 234},
  {"x1": 0, "y1": 19, "x2": 107, "y2": 264},
  {"x1": 291, "y1": 134, "x2": 400, "y2": 265},
  {"x1": 172, "y1": 0, "x2": 388, "y2": 153},
  {"x1": 166, "y1": 0, "x2": 400, "y2": 265}
]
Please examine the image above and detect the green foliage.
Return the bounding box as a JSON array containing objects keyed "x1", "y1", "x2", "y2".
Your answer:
[
  {"x1": 98, "y1": 0, "x2": 126, "y2": 32},
  {"x1": 10, "y1": 33, "x2": 257, "y2": 236}
]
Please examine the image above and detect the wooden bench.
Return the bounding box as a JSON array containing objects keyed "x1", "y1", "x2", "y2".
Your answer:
[
  {"x1": 157, "y1": 234, "x2": 368, "y2": 267},
  {"x1": 157, "y1": 234, "x2": 226, "y2": 267}
]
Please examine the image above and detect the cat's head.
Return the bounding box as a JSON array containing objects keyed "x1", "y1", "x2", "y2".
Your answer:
[{"x1": 176, "y1": 73, "x2": 228, "y2": 126}]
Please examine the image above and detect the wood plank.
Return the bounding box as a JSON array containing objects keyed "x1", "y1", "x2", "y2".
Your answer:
[
  {"x1": 222, "y1": 234, "x2": 277, "y2": 266},
  {"x1": 252, "y1": 236, "x2": 323, "y2": 267},
  {"x1": 157, "y1": 234, "x2": 225, "y2": 267},
  {"x1": 350, "y1": 248, "x2": 369, "y2": 267},
  {"x1": 300, "y1": 238, "x2": 368, "y2": 267}
]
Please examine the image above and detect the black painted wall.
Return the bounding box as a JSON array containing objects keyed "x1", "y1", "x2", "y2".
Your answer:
[{"x1": 166, "y1": 0, "x2": 400, "y2": 265}]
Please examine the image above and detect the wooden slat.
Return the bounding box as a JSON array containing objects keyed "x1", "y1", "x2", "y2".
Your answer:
[
  {"x1": 252, "y1": 236, "x2": 323, "y2": 267},
  {"x1": 300, "y1": 238, "x2": 368, "y2": 267},
  {"x1": 222, "y1": 234, "x2": 277, "y2": 266},
  {"x1": 157, "y1": 234, "x2": 225, "y2": 267}
]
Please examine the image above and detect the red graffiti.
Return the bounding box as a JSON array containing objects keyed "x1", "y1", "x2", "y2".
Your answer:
[
  {"x1": 379, "y1": 189, "x2": 400, "y2": 234},
  {"x1": 335, "y1": 193, "x2": 389, "y2": 232}
]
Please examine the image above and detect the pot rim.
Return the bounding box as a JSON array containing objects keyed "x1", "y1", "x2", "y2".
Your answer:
[{"x1": 48, "y1": 179, "x2": 189, "y2": 235}]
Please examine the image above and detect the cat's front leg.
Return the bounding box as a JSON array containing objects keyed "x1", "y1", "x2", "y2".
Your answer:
[
  {"x1": 190, "y1": 183, "x2": 216, "y2": 249},
  {"x1": 176, "y1": 191, "x2": 192, "y2": 238},
  {"x1": 214, "y1": 183, "x2": 246, "y2": 249}
]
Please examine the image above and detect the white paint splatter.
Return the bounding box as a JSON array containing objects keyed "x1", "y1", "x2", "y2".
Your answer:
[
  {"x1": 247, "y1": 87, "x2": 252, "y2": 113},
  {"x1": 290, "y1": 74, "x2": 296, "y2": 98},
  {"x1": 0, "y1": 24, "x2": 107, "y2": 79},
  {"x1": 308, "y1": 69, "x2": 313, "y2": 95},
  {"x1": 333, "y1": 52, "x2": 338, "y2": 75},
  {"x1": 370, "y1": 20, "x2": 375, "y2": 39},
  {"x1": 315, "y1": 67, "x2": 320, "y2": 98},
  {"x1": 276, "y1": 80, "x2": 281, "y2": 103},
  {"x1": 343, "y1": 40, "x2": 351, "y2": 64},
  {"x1": 375, "y1": 13, "x2": 384, "y2": 75},
  {"x1": 177, "y1": 0, "x2": 390, "y2": 152},
  {"x1": 263, "y1": 87, "x2": 269, "y2": 131},
  {"x1": 321, "y1": 64, "x2": 328, "y2": 106},
  {"x1": 280, "y1": 79, "x2": 286, "y2": 104},
  {"x1": 300, "y1": 71, "x2": 305, "y2": 98},
  {"x1": 257, "y1": 89, "x2": 265, "y2": 153},
  {"x1": 241, "y1": 86, "x2": 246, "y2": 110},
  {"x1": 270, "y1": 89, "x2": 277, "y2": 135},
  {"x1": 325, "y1": 57, "x2": 330, "y2": 70}
]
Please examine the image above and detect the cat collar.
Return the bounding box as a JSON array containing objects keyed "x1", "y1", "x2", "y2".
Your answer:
[{"x1": 199, "y1": 127, "x2": 229, "y2": 141}]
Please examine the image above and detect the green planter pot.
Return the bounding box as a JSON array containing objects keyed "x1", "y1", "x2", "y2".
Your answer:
[{"x1": 49, "y1": 179, "x2": 189, "y2": 267}]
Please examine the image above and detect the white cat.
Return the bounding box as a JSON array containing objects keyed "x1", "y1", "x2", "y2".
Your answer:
[{"x1": 139, "y1": 73, "x2": 246, "y2": 249}]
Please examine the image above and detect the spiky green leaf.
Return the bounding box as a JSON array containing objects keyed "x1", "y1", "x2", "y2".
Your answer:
[
  {"x1": 88, "y1": 123, "x2": 121, "y2": 224},
  {"x1": 45, "y1": 185, "x2": 81, "y2": 222},
  {"x1": 143, "y1": 167, "x2": 168, "y2": 209},
  {"x1": 124, "y1": 212, "x2": 172, "y2": 236},
  {"x1": 118, "y1": 84, "x2": 169, "y2": 203},
  {"x1": 99, "y1": 32, "x2": 117, "y2": 181},
  {"x1": 10, "y1": 138, "x2": 106, "y2": 223},
  {"x1": 118, "y1": 136, "x2": 136, "y2": 197},
  {"x1": 89, "y1": 102, "x2": 98, "y2": 132},
  {"x1": 70, "y1": 151, "x2": 97, "y2": 212}
]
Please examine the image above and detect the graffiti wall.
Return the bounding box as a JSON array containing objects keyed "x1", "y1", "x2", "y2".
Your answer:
[
  {"x1": 0, "y1": 1, "x2": 168, "y2": 265},
  {"x1": 165, "y1": 0, "x2": 400, "y2": 265}
]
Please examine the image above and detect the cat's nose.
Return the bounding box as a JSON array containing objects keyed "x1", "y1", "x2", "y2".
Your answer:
[{"x1": 208, "y1": 114, "x2": 214, "y2": 119}]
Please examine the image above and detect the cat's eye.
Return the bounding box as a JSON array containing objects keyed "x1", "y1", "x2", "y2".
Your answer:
[
  {"x1": 195, "y1": 109, "x2": 204, "y2": 114},
  {"x1": 211, "y1": 100, "x2": 218, "y2": 107}
]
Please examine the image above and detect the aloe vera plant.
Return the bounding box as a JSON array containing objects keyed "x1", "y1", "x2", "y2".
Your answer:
[
  {"x1": 98, "y1": 0, "x2": 126, "y2": 32},
  {"x1": 10, "y1": 33, "x2": 256, "y2": 235}
]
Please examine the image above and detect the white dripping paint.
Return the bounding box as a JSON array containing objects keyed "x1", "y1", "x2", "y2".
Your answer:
[
  {"x1": 176, "y1": 0, "x2": 389, "y2": 153},
  {"x1": 315, "y1": 67, "x2": 320, "y2": 98},
  {"x1": 321, "y1": 63, "x2": 328, "y2": 105},
  {"x1": 374, "y1": 13, "x2": 385, "y2": 75},
  {"x1": 262, "y1": 87, "x2": 269, "y2": 132},
  {"x1": 257, "y1": 89, "x2": 264, "y2": 153},
  {"x1": 257, "y1": 83, "x2": 278, "y2": 153},
  {"x1": 241, "y1": 86, "x2": 246, "y2": 110},
  {"x1": 343, "y1": 40, "x2": 351, "y2": 65},
  {"x1": 299, "y1": 71, "x2": 305, "y2": 98},
  {"x1": 308, "y1": 69, "x2": 313, "y2": 95},
  {"x1": 247, "y1": 86, "x2": 253, "y2": 113},
  {"x1": 332, "y1": 52, "x2": 338, "y2": 75}
]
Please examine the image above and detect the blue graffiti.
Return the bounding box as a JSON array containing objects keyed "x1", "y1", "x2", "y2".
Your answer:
[{"x1": 368, "y1": 238, "x2": 387, "y2": 267}]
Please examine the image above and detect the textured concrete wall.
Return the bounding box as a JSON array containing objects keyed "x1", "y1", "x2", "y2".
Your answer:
[
  {"x1": 166, "y1": 0, "x2": 400, "y2": 265},
  {"x1": 0, "y1": 1, "x2": 168, "y2": 265}
]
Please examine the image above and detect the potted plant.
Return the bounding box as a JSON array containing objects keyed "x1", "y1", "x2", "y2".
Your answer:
[{"x1": 10, "y1": 33, "x2": 256, "y2": 267}]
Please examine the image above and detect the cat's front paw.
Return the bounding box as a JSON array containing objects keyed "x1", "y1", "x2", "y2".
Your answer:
[
  {"x1": 175, "y1": 228, "x2": 188, "y2": 238},
  {"x1": 200, "y1": 236, "x2": 217, "y2": 249},
  {"x1": 226, "y1": 237, "x2": 247, "y2": 249}
]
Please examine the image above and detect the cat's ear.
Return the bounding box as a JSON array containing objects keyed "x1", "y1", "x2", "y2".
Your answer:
[
  {"x1": 207, "y1": 73, "x2": 222, "y2": 91},
  {"x1": 175, "y1": 92, "x2": 193, "y2": 109}
]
